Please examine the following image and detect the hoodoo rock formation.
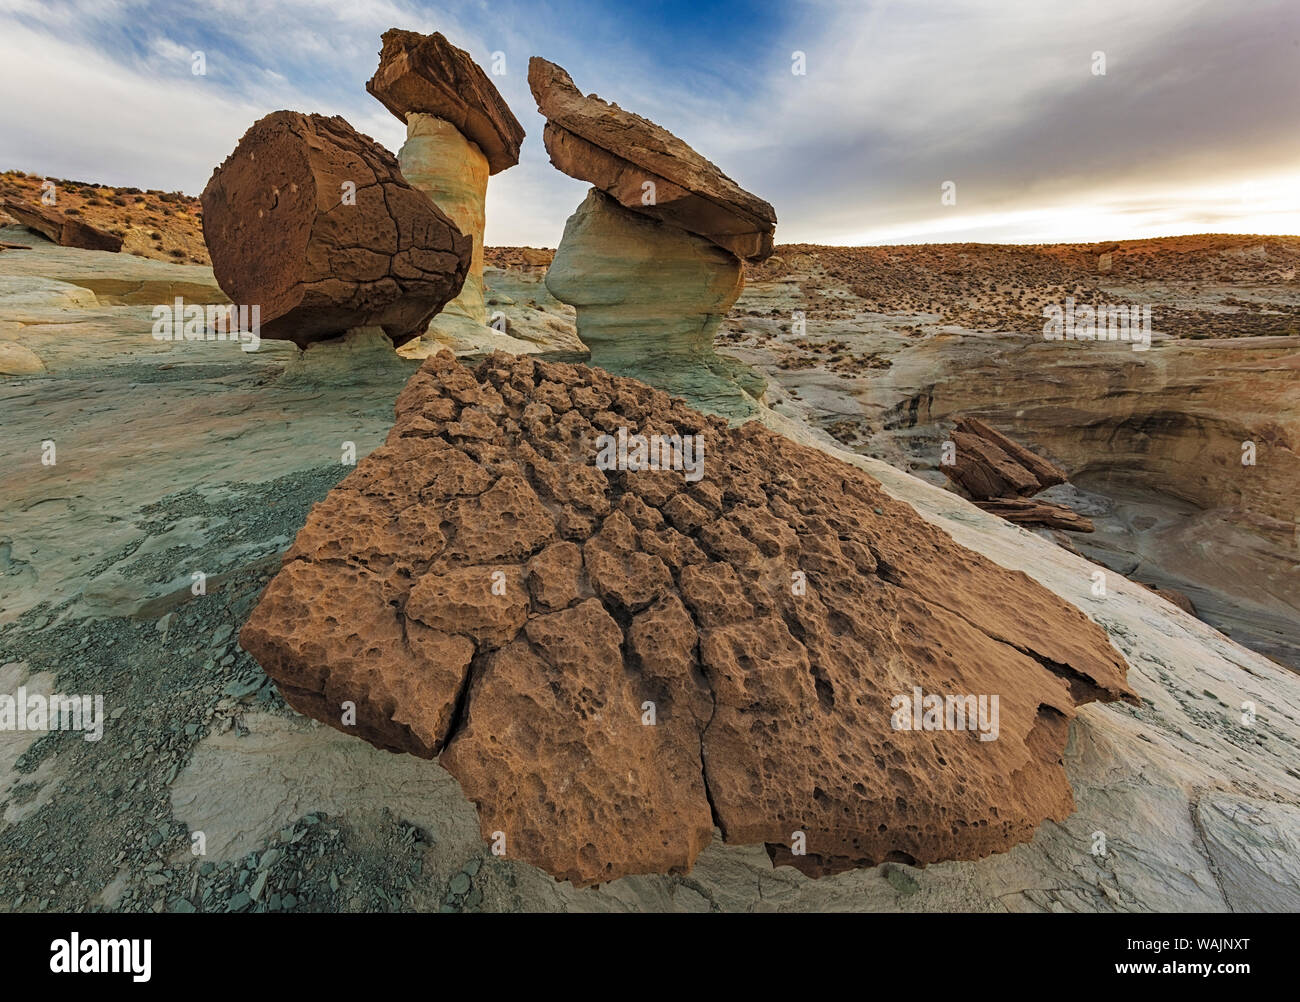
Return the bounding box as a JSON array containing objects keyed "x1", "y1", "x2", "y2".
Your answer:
[
  {"x1": 241, "y1": 350, "x2": 1135, "y2": 887},
  {"x1": 529, "y1": 57, "x2": 776, "y2": 415},
  {"x1": 2, "y1": 198, "x2": 123, "y2": 253},
  {"x1": 944, "y1": 417, "x2": 1093, "y2": 531},
  {"x1": 200, "y1": 111, "x2": 471, "y2": 348},
  {"x1": 368, "y1": 30, "x2": 525, "y2": 351},
  {"x1": 529, "y1": 57, "x2": 777, "y2": 263},
  {"x1": 546, "y1": 189, "x2": 761, "y2": 414}
]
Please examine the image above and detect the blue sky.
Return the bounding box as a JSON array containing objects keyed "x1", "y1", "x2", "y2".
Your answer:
[{"x1": 2, "y1": 0, "x2": 1297, "y2": 245}]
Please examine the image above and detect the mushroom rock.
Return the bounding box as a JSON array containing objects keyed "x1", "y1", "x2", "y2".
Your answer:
[
  {"x1": 545, "y1": 189, "x2": 760, "y2": 417},
  {"x1": 200, "y1": 111, "x2": 471, "y2": 348},
  {"x1": 2, "y1": 198, "x2": 123, "y2": 253},
  {"x1": 240, "y1": 350, "x2": 1136, "y2": 887},
  {"x1": 367, "y1": 29, "x2": 525, "y2": 176},
  {"x1": 367, "y1": 29, "x2": 526, "y2": 353},
  {"x1": 529, "y1": 56, "x2": 774, "y2": 416},
  {"x1": 528, "y1": 57, "x2": 776, "y2": 263}
]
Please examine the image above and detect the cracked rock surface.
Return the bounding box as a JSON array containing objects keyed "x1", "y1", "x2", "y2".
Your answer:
[
  {"x1": 200, "y1": 111, "x2": 471, "y2": 347},
  {"x1": 241, "y1": 351, "x2": 1135, "y2": 886}
]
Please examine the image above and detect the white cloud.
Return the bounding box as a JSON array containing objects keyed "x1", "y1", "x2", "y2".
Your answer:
[{"x1": 2, "y1": 0, "x2": 1295, "y2": 246}]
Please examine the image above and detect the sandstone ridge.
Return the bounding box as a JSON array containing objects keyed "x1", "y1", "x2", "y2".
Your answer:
[{"x1": 2, "y1": 197, "x2": 123, "y2": 253}]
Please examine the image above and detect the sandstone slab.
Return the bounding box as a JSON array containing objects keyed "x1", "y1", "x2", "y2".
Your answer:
[
  {"x1": 241, "y1": 350, "x2": 1134, "y2": 886},
  {"x1": 945, "y1": 416, "x2": 1068, "y2": 500},
  {"x1": 974, "y1": 497, "x2": 1095, "y2": 532},
  {"x1": 1, "y1": 198, "x2": 123, "y2": 253},
  {"x1": 529, "y1": 57, "x2": 776, "y2": 262},
  {"x1": 200, "y1": 111, "x2": 471, "y2": 347},
  {"x1": 367, "y1": 29, "x2": 525, "y2": 175}
]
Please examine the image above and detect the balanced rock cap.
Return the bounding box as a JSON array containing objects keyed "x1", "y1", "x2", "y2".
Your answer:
[
  {"x1": 528, "y1": 56, "x2": 777, "y2": 263},
  {"x1": 367, "y1": 29, "x2": 526, "y2": 175},
  {"x1": 240, "y1": 350, "x2": 1135, "y2": 887},
  {"x1": 200, "y1": 111, "x2": 471, "y2": 348}
]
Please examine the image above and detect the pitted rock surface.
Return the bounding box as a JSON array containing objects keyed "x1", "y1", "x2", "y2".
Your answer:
[
  {"x1": 367, "y1": 29, "x2": 526, "y2": 175},
  {"x1": 528, "y1": 57, "x2": 777, "y2": 262},
  {"x1": 241, "y1": 351, "x2": 1135, "y2": 886},
  {"x1": 200, "y1": 111, "x2": 471, "y2": 347}
]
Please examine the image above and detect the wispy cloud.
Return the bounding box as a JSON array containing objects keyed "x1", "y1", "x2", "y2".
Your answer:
[{"x1": 1, "y1": 0, "x2": 1295, "y2": 245}]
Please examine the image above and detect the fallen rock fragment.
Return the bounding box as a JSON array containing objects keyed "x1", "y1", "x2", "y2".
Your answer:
[
  {"x1": 200, "y1": 111, "x2": 471, "y2": 347},
  {"x1": 973, "y1": 497, "x2": 1095, "y2": 532},
  {"x1": 945, "y1": 416, "x2": 1067, "y2": 500},
  {"x1": 241, "y1": 351, "x2": 1135, "y2": 887},
  {"x1": 1, "y1": 198, "x2": 123, "y2": 253},
  {"x1": 944, "y1": 417, "x2": 1093, "y2": 532},
  {"x1": 1141, "y1": 583, "x2": 1197, "y2": 616}
]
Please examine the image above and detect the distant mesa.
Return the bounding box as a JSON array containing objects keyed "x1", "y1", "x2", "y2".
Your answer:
[
  {"x1": 199, "y1": 111, "x2": 471, "y2": 348},
  {"x1": 529, "y1": 56, "x2": 776, "y2": 263},
  {"x1": 1, "y1": 197, "x2": 122, "y2": 253},
  {"x1": 241, "y1": 351, "x2": 1135, "y2": 887},
  {"x1": 368, "y1": 28, "x2": 526, "y2": 353}
]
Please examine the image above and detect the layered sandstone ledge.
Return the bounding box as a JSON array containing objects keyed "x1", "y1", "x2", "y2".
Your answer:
[{"x1": 241, "y1": 350, "x2": 1134, "y2": 886}]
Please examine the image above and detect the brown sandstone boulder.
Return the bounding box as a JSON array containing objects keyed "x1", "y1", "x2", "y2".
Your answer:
[
  {"x1": 1, "y1": 198, "x2": 122, "y2": 253},
  {"x1": 367, "y1": 29, "x2": 525, "y2": 175},
  {"x1": 945, "y1": 416, "x2": 1068, "y2": 500},
  {"x1": 241, "y1": 351, "x2": 1135, "y2": 886},
  {"x1": 528, "y1": 57, "x2": 777, "y2": 262},
  {"x1": 200, "y1": 111, "x2": 471, "y2": 347}
]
